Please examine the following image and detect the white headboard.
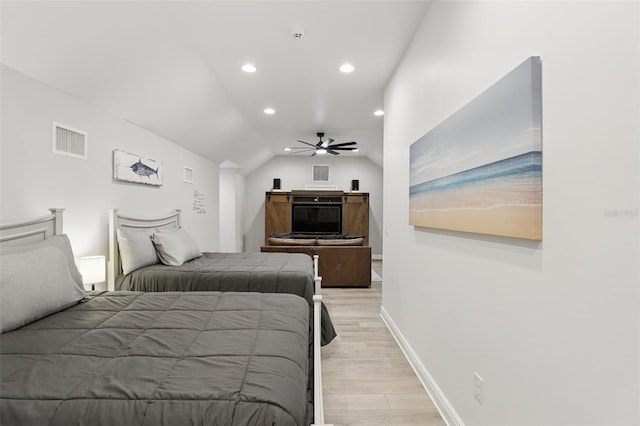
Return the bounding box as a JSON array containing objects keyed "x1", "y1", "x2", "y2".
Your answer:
[
  {"x1": 0, "y1": 209, "x2": 65, "y2": 246},
  {"x1": 107, "y1": 208, "x2": 181, "y2": 291}
]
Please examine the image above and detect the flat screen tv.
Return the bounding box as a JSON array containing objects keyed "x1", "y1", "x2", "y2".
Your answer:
[{"x1": 292, "y1": 204, "x2": 342, "y2": 234}]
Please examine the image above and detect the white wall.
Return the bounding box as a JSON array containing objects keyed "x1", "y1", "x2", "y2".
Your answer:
[
  {"x1": 219, "y1": 166, "x2": 242, "y2": 252},
  {"x1": 383, "y1": 2, "x2": 639, "y2": 425},
  {"x1": 1, "y1": 65, "x2": 220, "y2": 284},
  {"x1": 235, "y1": 172, "x2": 246, "y2": 252},
  {"x1": 243, "y1": 155, "x2": 383, "y2": 255}
]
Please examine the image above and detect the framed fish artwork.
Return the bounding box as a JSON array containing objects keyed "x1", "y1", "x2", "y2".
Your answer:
[
  {"x1": 113, "y1": 149, "x2": 163, "y2": 186},
  {"x1": 409, "y1": 56, "x2": 542, "y2": 240}
]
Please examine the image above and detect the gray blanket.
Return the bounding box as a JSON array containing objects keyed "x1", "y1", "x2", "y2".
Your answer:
[
  {"x1": 116, "y1": 252, "x2": 336, "y2": 345},
  {"x1": 1, "y1": 291, "x2": 312, "y2": 426}
]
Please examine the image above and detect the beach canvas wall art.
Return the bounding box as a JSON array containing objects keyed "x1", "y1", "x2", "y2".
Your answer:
[
  {"x1": 409, "y1": 56, "x2": 542, "y2": 240},
  {"x1": 113, "y1": 149, "x2": 163, "y2": 186}
]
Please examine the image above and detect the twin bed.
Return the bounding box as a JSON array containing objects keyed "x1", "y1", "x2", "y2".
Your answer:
[
  {"x1": 0, "y1": 209, "x2": 332, "y2": 426},
  {"x1": 108, "y1": 209, "x2": 336, "y2": 346}
]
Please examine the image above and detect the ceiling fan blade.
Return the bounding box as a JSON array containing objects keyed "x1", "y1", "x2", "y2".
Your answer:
[
  {"x1": 288, "y1": 148, "x2": 315, "y2": 154},
  {"x1": 311, "y1": 151, "x2": 317, "y2": 157},
  {"x1": 327, "y1": 149, "x2": 340, "y2": 155},
  {"x1": 327, "y1": 141, "x2": 357, "y2": 148},
  {"x1": 296, "y1": 140, "x2": 317, "y2": 148},
  {"x1": 329, "y1": 146, "x2": 357, "y2": 151}
]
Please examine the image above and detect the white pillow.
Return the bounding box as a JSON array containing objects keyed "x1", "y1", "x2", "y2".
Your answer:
[
  {"x1": 1, "y1": 247, "x2": 87, "y2": 333},
  {"x1": 151, "y1": 226, "x2": 202, "y2": 266},
  {"x1": 116, "y1": 227, "x2": 159, "y2": 275}
]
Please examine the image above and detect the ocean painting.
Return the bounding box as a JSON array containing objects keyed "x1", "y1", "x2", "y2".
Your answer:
[{"x1": 409, "y1": 57, "x2": 542, "y2": 240}]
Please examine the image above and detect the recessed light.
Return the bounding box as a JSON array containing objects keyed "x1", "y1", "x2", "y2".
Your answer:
[
  {"x1": 264, "y1": 108, "x2": 275, "y2": 115},
  {"x1": 339, "y1": 63, "x2": 354, "y2": 73},
  {"x1": 242, "y1": 63, "x2": 257, "y2": 73},
  {"x1": 283, "y1": 147, "x2": 291, "y2": 152},
  {"x1": 353, "y1": 148, "x2": 360, "y2": 152},
  {"x1": 374, "y1": 109, "x2": 384, "y2": 116}
]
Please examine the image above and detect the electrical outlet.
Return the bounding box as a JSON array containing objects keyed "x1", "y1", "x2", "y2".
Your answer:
[{"x1": 473, "y1": 372, "x2": 484, "y2": 403}]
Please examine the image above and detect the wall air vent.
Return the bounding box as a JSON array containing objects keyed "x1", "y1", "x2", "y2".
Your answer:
[
  {"x1": 52, "y1": 121, "x2": 87, "y2": 159},
  {"x1": 184, "y1": 166, "x2": 194, "y2": 183},
  {"x1": 312, "y1": 164, "x2": 330, "y2": 182}
]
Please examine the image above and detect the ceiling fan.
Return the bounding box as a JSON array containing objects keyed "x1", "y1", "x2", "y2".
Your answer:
[{"x1": 290, "y1": 132, "x2": 358, "y2": 156}]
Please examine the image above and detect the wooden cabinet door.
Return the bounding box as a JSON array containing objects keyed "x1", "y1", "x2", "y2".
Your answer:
[
  {"x1": 264, "y1": 193, "x2": 291, "y2": 243},
  {"x1": 343, "y1": 194, "x2": 369, "y2": 245}
]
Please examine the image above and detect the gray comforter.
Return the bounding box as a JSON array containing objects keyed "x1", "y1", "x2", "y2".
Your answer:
[
  {"x1": 116, "y1": 252, "x2": 336, "y2": 345},
  {"x1": 0, "y1": 291, "x2": 312, "y2": 426}
]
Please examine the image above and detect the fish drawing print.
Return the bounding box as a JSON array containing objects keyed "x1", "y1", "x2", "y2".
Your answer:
[{"x1": 113, "y1": 149, "x2": 163, "y2": 186}]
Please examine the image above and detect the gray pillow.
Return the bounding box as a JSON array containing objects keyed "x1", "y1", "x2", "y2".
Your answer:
[
  {"x1": 1, "y1": 247, "x2": 87, "y2": 333},
  {"x1": 116, "y1": 227, "x2": 159, "y2": 275},
  {"x1": 151, "y1": 226, "x2": 202, "y2": 266},
  {"x1": 0, "y1": 234, "x2": 84, "y2": 291}
]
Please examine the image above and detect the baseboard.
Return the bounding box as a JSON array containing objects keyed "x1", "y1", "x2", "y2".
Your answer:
[
  {"x1": 380, "y1": 306, "x2": 464, "y2": 426},
  {"x1": 372, "y1": 254, "x2": 382, "y2": 260}
]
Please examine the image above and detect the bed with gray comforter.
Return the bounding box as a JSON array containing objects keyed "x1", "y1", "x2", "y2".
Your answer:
[
  {"x1": 116, "y1": 251, "x2": 337, "y2": 345},
  {"x1": 0, "y1": 291, "x2": 313, "y2": 426},
  {"x1": 116, "y1": 252, "x2": 315, "y2": 298}
]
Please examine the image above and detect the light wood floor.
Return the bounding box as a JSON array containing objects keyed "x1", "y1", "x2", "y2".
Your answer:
[{"x1": 321, "y1": 260, "x2": 446, "y2": 426}]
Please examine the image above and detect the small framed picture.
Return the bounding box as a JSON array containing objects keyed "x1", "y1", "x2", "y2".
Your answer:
[{"x1": 113, "y1": 149, "x2": 162, "y2": 186}]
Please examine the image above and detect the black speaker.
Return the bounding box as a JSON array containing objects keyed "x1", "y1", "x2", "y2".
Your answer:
[
  {"x1": 273, "y1": 178, "x2": 281, "y2": 190},
  {"x1": 351, "y1": 179, "x2": 359, "y2": 191}
]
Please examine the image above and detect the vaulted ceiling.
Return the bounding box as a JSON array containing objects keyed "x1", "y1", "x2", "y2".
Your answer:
[{"x1": 1, "y1": 1, "x2": 429, "y2": 174}]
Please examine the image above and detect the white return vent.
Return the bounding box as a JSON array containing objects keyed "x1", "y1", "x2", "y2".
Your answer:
[
  {"x1": 52, "y1": 122, "x2": 87, "y2": 159},
  {"x1": 184, "y1": 166, "x2": 194, "y2": 183}
]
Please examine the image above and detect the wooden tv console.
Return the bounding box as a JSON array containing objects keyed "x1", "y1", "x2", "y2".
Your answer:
[
  {"x1": 261, "y1": 245, "x2": 371, "y2": 287},
  {"x1": 265, "y1": 190, "x2": 369, "y2": 243},
  {"x1": 263, "y1": 190, "x2": 371, "y2": 287}
]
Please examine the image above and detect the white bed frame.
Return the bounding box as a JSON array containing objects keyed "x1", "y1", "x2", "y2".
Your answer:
[
  {"x1": 107, "y1": 208, "x2": 330, "y2": 426},
  {"x1": 0, "y1": 208, "x2": 65, "y2": 246},
  {"x1": 107, "y1": 208, "x2": 181, "y2": 291}
]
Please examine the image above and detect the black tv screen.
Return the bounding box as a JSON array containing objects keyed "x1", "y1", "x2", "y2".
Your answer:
[{"x1": 292, "y1": 204, "x2": 342, "y2": 234}]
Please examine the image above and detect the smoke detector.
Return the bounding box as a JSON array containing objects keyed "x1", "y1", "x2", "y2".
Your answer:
[{"x1": 290, "y1": 26, "x2": 305, "y2": 39}]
